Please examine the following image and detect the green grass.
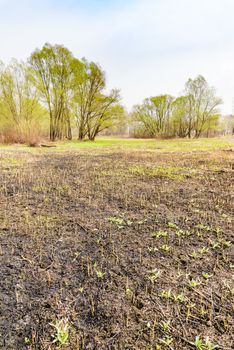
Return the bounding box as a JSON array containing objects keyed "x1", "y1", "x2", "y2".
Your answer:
[
  {"x1": 128, "y1": 165, "x2": 190, "y2": 180},
  {"x1": 0, "y1": 137, "x2": 233, "y2": 154}
]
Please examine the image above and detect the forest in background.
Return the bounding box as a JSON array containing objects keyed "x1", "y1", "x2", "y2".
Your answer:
[{"x1": 0, "y1": 43, "x2": 233, "y2": 145}]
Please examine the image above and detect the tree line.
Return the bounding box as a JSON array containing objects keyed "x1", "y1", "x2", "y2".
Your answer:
[
  {"x1": 0, "y1": 43, "x2": 124, "y2": 143},
  {"x1": 132, "y1": 75, "x2": 223, "y2": 138},
  {"x1": 0, "y1": 42, "x2": 229, "y2": 144}
]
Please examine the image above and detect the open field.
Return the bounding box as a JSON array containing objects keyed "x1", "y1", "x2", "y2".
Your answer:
[{"x1": 0, "y1": 137, "x2": 233, "y2": 350}]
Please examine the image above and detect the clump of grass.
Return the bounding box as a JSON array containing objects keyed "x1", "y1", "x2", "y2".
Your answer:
[
  {"x1": 191, "y1": 336, "x2": 218, "y2": 350},
  {"x1": 50, "y1": 319, "x2": 69, "y2": 346}
]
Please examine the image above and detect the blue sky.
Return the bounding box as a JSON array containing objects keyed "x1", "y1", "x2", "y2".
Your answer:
[{"x1": 1, "y1": 0, "x2": 234, "y2": 113}]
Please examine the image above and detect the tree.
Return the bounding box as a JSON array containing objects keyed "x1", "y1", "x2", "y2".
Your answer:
[
  {"x1": 86, "y1": 92, "x2": 123, "y2": 141},
  {"x1": 0, "y1": 60, "x2": 47, "y2": 142},
  {"x1": 132, "y1": 94, "x2": 173, "y2": 137},
  {"x1": 73, "y1": 60, "x2": 122, "y2": 140},
  {"x1": 171, "y1": 95, "x2": 194, "y2": 138},
  {"x1": 184, "y1": 75, "x2": 222, "y2": 137},
  {"x1": 30, "y1": 43, "x2": 77, "y2": 141}
]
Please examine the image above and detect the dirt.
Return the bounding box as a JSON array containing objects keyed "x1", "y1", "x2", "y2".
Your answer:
[{"x1": 0, "y1": 147, "x2": 233, "y2": 349}]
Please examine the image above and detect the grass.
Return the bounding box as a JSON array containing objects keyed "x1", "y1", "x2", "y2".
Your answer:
[
  {"x1": 0, "y1": 136, "x2": 233, "y2": 154},
  {"x1": 0, "y1": 136, "x2": 233, "y2": 349}
]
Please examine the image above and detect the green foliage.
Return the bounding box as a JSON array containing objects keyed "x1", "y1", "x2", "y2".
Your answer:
[
  {"x1": 0, "y1": 60, "x2": 48, "y2": 144},
  {"x1": 132, "y1": 94, "x2": 173, "y2": 137},
  {"x1": 191, "y1": 336, "x2": 218, "y2": 350},
  {"x1": 50, "y1": 319, "x2": 69, "y2": 346},
  {"x1": 73, "y1": 59, "x2": 124, "y2": 141},
  {"x1": 132, "y1": 75, "x2": 222, "y2": 139},
  {"x1": 30, "y1": 43, "x2": 76, "y2": 141}
]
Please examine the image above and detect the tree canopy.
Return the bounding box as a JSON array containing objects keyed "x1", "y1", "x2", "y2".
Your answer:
[{"x1": 0, "y1": 45, "x2": 225, "y2": 143}]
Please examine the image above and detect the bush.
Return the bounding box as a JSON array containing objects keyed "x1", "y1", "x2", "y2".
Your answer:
[{"x1": 0, "y1": 125, "x2": 45, "y2": 146}]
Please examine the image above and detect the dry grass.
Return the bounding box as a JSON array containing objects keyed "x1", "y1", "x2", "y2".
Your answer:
[{"x1": 0, "y1": 138, "x2": 233, "y2": 349}]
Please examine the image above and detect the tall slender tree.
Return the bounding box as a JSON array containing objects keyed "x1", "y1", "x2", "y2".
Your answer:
[{"x1": 30, "y1": 43, "x2": 77, "y2": 141}]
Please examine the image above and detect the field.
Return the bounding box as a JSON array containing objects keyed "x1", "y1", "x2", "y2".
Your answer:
[{"x1": 0, "y1": 137, "x2": 233, "y2": 350}]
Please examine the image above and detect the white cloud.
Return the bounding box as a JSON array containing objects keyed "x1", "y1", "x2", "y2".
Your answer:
[{"x1": 0, "y1": 0, "x2": 234, "y2": 113}]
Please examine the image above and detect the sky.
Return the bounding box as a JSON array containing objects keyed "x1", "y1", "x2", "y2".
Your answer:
[{"x1": 0, "y1": 0, "x2": 234, "y2": 114}]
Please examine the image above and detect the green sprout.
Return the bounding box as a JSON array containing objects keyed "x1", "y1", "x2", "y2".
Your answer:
[
  {"x1": 160, "y1": 336, "x2": 173, "y2": 347},
  {"x1": 173, "y1": 292, "x2": 185, "y2": 303},
  {"x1": 167, "y1": 222, "x2": 178, "y2": 229},
  {"x1": 160, "y1": 244, "x2": 171, "y2": 252},
  {"x1": 50, "y1": 319, "x2": 69, "y2": 346},
  {"x1": 202, "y1": 272, "x2": 212, "y2": 280},
  {"x1": 160, "y1": 320, "x2": 171, "y2": 332},
  {"x1": 152, "y1": 230, "x2": 168, "y2": 238},
  {"x1": 223, "y1": 240, "x2": 231, "y2": 247},
  {"x1": 95, "y1": 269, "x2": 106, "y2": 279},
  {"x1": 187, "y1": 278, "x2": 200, "y2": 289},
  {"x1": 191, "y1": 336, "x2": 218, "y2": 350},
  {"x1": 160, "y1": 289, "x2": 172, "y2": 300},
  {"x1": 192, "y1": 336, "x2": 204, "y2": 350},
  {"x1": 148, "y1": 268, "x2": 161, "y2": 284}
]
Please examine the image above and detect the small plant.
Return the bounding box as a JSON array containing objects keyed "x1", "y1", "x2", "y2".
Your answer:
[
  {"x1": 222, "y1": 240, "x2": 231, "y2": 247},
  {"x1": 204, "y1": 337, "x2": 218, "y2": 350},
  {"x1": 160, "y1": 289, "x2": 172, "y2": 299},
  {"x1": 50, "y1": 319, "x2": 69, "y2": 346},
  {"x1": 137, "y1": 219, "x2": 147, "y2": 225},
  {"x1": 191, "y1": 336, "x2": 218, "y2": 350},
  {"x1": 202, "y1": 272, "x2": 212, "y2": 280},
  {"x1": 160, "y1": 244, "x2": 171, "y2": 252},
  {"x1": 190, "y1": 250, "x2": 199, "y2": 259},
  {"x1": 199, "y1": 247, "x2": 209, "y2": 255},
  {"x1": 148, "y1": 269, "x2": 161, "y2": 283},
  {"x1": 173, "y1": 292, "x2": 185, "y2": 302},
  {"x1": 192, "y1": 336, "x2": 204, "y2": 350},
  {"x1": 209, "y1": 240, "x2": 220, "y2": 249},
  {"x1": 160, "y1": 335, "x2": 173, "y2": 347},
  {"x1": 95, "y1": 270, "x2": 105, "y2": 279},
  {"x1": 186, "y1": 302, "x2": 196, "y2": 319},
  {"x1": 215, "y1": 227, "x2": 222, "y2": 239},
  {"x1": 187, "y1": 278, "x2": 200, "y2": 289},
  {"x1": 148, "y1": 246, "x2": 158, "y2": 253},
  {"x1": 152, "y1": 230, "x2": 168, "y2": 238},
  {"x1": 199, "y1": 306, "x2": 208, "y2": 317},
  {"x1": 176, "y1": 229, "x2": 186, "y2": 237},
  {"x1": 168, "y1": 222, "x2": 178, "y2": 229},
  {"x1": 160, "y1": 320, "x2": 171, "y2": 332},
  {"x1": 108, "y1": 216, "x2": 125, "y2": 228}
]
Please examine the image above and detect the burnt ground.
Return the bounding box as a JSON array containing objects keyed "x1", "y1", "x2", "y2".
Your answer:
[{"x1": 0, "y1": 145, "x2": 233, "y2": 349}]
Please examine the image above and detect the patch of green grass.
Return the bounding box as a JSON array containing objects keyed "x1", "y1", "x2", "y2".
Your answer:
[
  {"x1": 128, "y1": 165, "x2": 187, "y2": 180},
  {"x1": 0, "y1": 137, "x2": 233, "y2": 154}
]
